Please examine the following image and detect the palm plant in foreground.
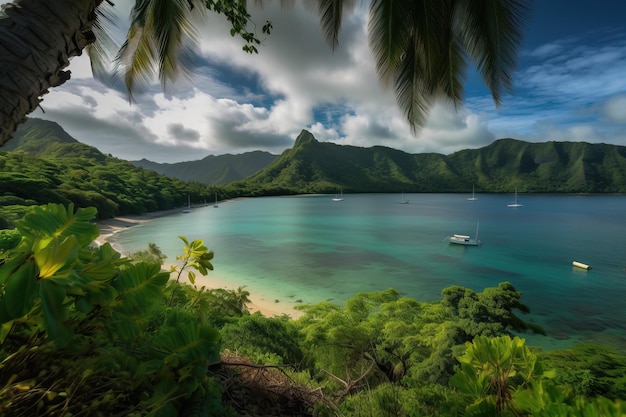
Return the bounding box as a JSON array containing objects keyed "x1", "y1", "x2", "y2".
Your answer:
[{"x1": 0, "y1": 0, "x2": 529, "y2": 144}]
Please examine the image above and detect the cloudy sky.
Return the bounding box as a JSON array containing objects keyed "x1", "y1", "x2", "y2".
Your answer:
[{"x1": 6, "y1": 0, "x2": 626, "y2": 163}]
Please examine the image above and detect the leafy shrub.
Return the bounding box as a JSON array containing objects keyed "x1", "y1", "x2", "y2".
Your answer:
[{"x1": 0, "y1": 203, "x2": 224, "y2": 416}]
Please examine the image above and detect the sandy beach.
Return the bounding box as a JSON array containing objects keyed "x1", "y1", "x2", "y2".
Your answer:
[{"x1": 95, "y1": 209, "x2": 303, "y2": 318}]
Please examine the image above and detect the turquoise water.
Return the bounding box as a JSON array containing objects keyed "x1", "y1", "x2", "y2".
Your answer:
[{"x1": 109, "y1": 193, "x2": 626, "y2": 350}]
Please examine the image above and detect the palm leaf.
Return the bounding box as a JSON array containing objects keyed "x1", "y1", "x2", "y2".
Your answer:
[
  {"x1": 368, "y1": 0, "x2": 528, "y2": 130},
  {"x1": 368, "y1": 0, "x2": 413, "y2": 86},
  {"x1": 116, "y1": 0, "x2": 198, "y2": 97},
  {"x1": 454, "y1": 0, "x2": 530, "y2": 105},
  {"x1": 150, "y1": 0, "x2": 197, "y2": 86},
  {"x1": 86, "y1": 0, "x2": 121, "y2": 84},
  {"x1": 369, "y1": 0, "x2": 440, "y2": 130},
  {"x1": 311, "y1": 0, "x2": 356, "y2": 50}
]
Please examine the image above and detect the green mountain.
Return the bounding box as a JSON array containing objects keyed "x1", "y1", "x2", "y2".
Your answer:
[
  {"x1": 131, "y1": 151, "x2": 278, "y2": 185},
  {"x1": 4, "y1": 119, "x2": 626, "y2": 196},
  {"x1": 0, "y1": 118, "x2": 220, "y2": 225},
  {"x1": 230, "y1": 130, "x2": 626, "y2": 194},
  {"x1": 4, "y1": 117, "x2": 109, "y2": 162}
]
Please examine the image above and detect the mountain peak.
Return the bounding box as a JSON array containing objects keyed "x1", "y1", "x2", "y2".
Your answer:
[{"x1": 293, "y1": 130, "x2": 318, "y2": 148}]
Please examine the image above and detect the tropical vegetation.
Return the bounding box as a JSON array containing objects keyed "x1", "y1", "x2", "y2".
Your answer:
[
  {"x1": 0, "y1": 202, "x2": 624, "y2": 416},
  {"x1": 1, "y1": 2, "x2": 625, "y2": 413},
  {"x1": 0, "y1": 121, "x2": 227, "y2": 228}
]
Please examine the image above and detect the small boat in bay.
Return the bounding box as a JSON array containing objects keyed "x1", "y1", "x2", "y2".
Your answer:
[
  {"x1": 507, "y1": 188, "x2": 523, "y2": 208},
  {"x1": 467, "y1": 184, "x2": 478, "y2": 201},
  {"x1": 447, "y1": 222, "x2": 481, "y2": 246},
  {"x1": 332, "y1": 187, "x2": 344, "y2": 201},
  {"x1": 182, "y1": 195, "x2": 191, "y2": 213},
  {"x1": 396, "y1": 190, "x2": 409, "y2": 204}
]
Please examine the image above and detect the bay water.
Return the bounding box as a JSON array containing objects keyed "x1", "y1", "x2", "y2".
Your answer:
[{"x1": 108, "y1": 193, "x2": 626, "y2": 351}]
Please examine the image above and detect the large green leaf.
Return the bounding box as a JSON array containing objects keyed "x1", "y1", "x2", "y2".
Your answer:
[
  {"x1": 77, "y1": 243, "x2": 120, "y2": 282},
  {"x1": 158, "y1": 320, "x2": 220, "y2": 366},
  {"x1": 0, "y1": 252, "x2": 28, "y2": 286},
  {"x1": 113, "y1": 262, "x2": 170, "y2": 311},
  {"x1": 16, "y1": 203, "x2": 98, "y2": 247},
  {"x1": 2, "y1": 260, "x2": 38, "y2": 319},
  {"x1": 33, "y1": 235, "x2": 79, "y2": 280},
  {"x1": 39, "y1": 280, "x2": 71, "y2": 344}
]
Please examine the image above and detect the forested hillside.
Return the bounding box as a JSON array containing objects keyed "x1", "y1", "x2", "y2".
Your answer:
[
  {"x1": 131, "y1": 151, "x2": 278, "y2": 185},
  {"x1": 0, "y1": 120, "x2": 222, "y2": 228},
  {"x1": 231, "y1": 130, "x2": 626, "y2": 194},
  {"x1": 6, "y1": 119, "x2": 626, "y2": 199}
]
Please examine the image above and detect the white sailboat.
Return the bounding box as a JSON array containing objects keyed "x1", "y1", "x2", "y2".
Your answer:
[
  {"x1": 182, "y1": 195, "x2": 191, "y2": 213},
  {"x1": 396, "y1": 190, "x2": 409, "y2": 204},
  {"x1": 507, "y1": 189, "x2": 523, "y2": 208},
  {"x1": 213, "y1": 193, "x2": 219, "y2": 208},
  {"x1": 467, "y1": 184, "x2": 478, "y2": 201},
  {"x1": 448, "y1": 222, "x2": 481, "y2": 246},
  {"x1": 332, "y1": 187, "x2": 344, "y2": 202}
]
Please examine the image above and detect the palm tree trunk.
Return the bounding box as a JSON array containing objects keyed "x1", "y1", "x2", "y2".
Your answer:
[{"x1": 0, "y1": 0, "x2": 102, "y2": 145}]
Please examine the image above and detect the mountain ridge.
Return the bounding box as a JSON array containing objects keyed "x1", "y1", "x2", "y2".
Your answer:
[
  {"x1": 131, "y1": 151, "x2": 278, "y2": 185},
  {"x1": 4, "y1": 119, "x2": 626, "y2": 194},
  {"x1": 230, "y1": 129, "x2": 626, "y2": 193}
]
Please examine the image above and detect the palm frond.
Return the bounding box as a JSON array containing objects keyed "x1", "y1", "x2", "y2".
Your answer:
[
  {"x1": 115, "y1": 0, "x2": 198, "y2": 97},
  {"x1": 369, "y1": 0, "x2": 441, "y2": 130},
  {"x1": 149, "y1": 0, "x2": 198, "y2": 88},
  {"x1": 436, "y1": 26, "x2": 467, "y2": 106},
  {"x1": 368, "y1": 0, "x2": 414, "y2": 86},
  {"x1": 453, "y1": 0, "x2": 530, "y2": 105},
  {"x1": 311, "y1": 0, "x2": 356, "y2": 50},
  {"x1": 87, "y1": 1, "x2": 121, "y2": 84},
  {"x1": 115, "y1": 0, "x2": 158, "y2": 97}
]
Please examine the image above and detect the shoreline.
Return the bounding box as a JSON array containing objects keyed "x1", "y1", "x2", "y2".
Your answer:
[{"x1": 95, "y1": 209, "x2": 303, "y2": 319}]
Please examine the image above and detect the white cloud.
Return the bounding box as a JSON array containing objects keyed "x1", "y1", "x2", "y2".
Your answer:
[
  {"x1": 603, "y1": 94, "x2": 626, "y2": 123},
  {"x1": 4, "y1": 0, "x2": 626, "y2": 162}
]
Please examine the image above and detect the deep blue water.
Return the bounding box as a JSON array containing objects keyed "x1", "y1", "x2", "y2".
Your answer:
[{"x1": 108, "y1": 193, "x2": 626, "y2": 350}]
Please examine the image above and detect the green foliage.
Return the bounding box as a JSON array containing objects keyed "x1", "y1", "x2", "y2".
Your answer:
[
  {"x1": 164, "y1": 281, "x2": 253, "y2": 330},
  {"x1": 294, "y1": 283, "x2": 546, "y2": 398},
  {"x1": 130, "y1": 242, "x2": 168, "y2": 264},
  {"x1": 450, "y1": 335, "x2": 553, "y2": 415},
  {"x1": 296, "y1": 289, "x2": 418, "y2": 386},
  {"x1": 169, "y1": 236, "x2": 214, "y2": 305},
  {"x1": 221, "y1": 313, "x2": 304, "y2": 365},
  {"x1": 232, "y1": 132, "x2": 626, "y2": 194},
  {"x1": 0, "y1": 203, "x2": 225, "y2": 416},
  {"x1": 0, "y1": 229, "x2": 20, "y2": 251},
  {"x1": 539, "y1": 343, "x2": 626, "y2": 399},
  {"x1": 449, "y1": 335, "x2": 626, "y2": 417},
  {"x1": 441, "y1": 281, "x2": 545, "y2": 341},
  {"x1": 338, "y1": 383, "x2": 464, "y2": 417},
  {"x1": 0, "y1": 132, "x2": 221, "y2": 221}
]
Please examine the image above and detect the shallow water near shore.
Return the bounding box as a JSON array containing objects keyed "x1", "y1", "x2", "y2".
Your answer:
[{"x1": 108, "y1": 193, "x2": 626, "y2": 351}]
